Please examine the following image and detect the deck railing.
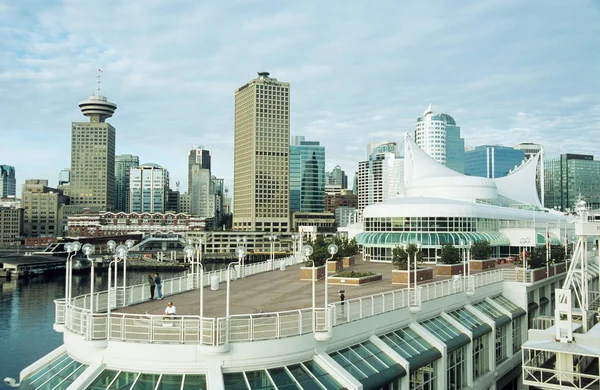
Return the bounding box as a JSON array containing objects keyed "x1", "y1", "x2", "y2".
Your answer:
[{"x1": 56, "y1": 259, "x2": 548, "y2": 346}]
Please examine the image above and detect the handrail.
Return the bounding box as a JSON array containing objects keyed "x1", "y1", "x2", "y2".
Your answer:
[{"x1": 57, "y1": 261, "x2": 510, "y2": 346}]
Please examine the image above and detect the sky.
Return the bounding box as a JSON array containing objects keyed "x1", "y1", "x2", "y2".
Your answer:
[{"x1": 1, "y1": 1, "x2": 600, "y2": 196}]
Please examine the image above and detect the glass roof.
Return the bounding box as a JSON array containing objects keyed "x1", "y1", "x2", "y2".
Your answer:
[
  {"x1": 355, "y1": 231, "x2": 510, "y2": 247},
  {"x1": 86, "y1": 371, "x2": 206, "y2": 390},
  {"x1": 21, "y1": 353, "x2": 88, "y2": 390},
  {"x1": 491, "y1": 295, "x2": 526, "y2": 319},
  {"x1": 473, "y1": 300, "x2": 512, "y2": 327},
  {"x1": 447, "y1": 308, "x2": 491, "y2": 339},
  {"x1": 329, "y1": 340, "x2": 406, "y2": 389},
  {"x1": 222, "y1": 360, "x2": 344, "y2": 390},
  {"x1": 379, "y1": 327, "x2": 442, "y2": 371},
  {"x1": 419, "y1": 316, "x2": 470, "y2": 352}
]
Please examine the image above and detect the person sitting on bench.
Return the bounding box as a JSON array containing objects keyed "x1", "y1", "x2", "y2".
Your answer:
[{"x1": 164, "y1": 301, "x2": 176, "y2": 319}]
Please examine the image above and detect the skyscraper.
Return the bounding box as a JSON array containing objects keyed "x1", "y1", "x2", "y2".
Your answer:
[
  {"x1": 58, "y1": 168, "x2": 71, "y2": 186},
  {"x1": 188, "y1": 147, "x2": 211, "y2": 193},
  {"x1": 0, "y1": 165, "x2": 16, "y2": 198},
  {"x1": 290, "y1": 136, "x2": 325, "y2": 213},
  {"x1": 327, "y1": 165, "x2": 348, "y2": 189},
  {"x1": 358, "y1": 142, "x2": 403, "y2": 211},
  {"x1": 544, "y1": 154, "x2": 600, "y2": 211},
  {"x1": 129, "y1": 164, "x2": 169, "y2": 213},
  {"x1": 465, "y1": 145, "x2": 525, "y2": 178},
  {"x1": 68, "y1": 87, "x2": 117, "y2": 212},
  {"x1": 233, "y1": 72, "x2": 290, "y2": 232},
  {"x1": 115, "y1": 154, "x2": 139, "y2": 212},
  {"x1": 415, "y1": 104, "x2": 465, "y2": 173}
]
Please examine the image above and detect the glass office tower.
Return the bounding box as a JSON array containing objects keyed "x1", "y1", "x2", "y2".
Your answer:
[
  {"x1": 544, "y1": 153, "x2": 600, "y2": 211},
  {"x1": 290, "y1": 136, "x2": 325, "y2": 213},
  {"x1": 465, "y1": 145, "x2": 525, "y2": 178}
]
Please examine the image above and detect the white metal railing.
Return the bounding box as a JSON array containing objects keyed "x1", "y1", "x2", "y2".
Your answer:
[{"x1": 57, "y1": 260, "x2": 510, "y2": 346}]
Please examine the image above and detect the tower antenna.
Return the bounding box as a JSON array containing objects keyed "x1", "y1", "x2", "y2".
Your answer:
[{"x1": 96, "y1": 69, "x2": 103, "y2": 96}]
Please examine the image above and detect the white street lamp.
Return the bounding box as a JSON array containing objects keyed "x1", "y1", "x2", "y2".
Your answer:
[
  {"x1": 185, "y1": 244, "x2": 205, "y2": 337},
  {"x1": 302, "y1": 245, "x2": 315, "y2": 310},
  {"x1": 226, "y1": 255, "x2": 243, "y2": 319},
  {"x1": 123, "y1": 239, "x2": 135, "y2": 299},
  {"x1": 460, "y1": 239, "x2": 466, "y2": 281},
  {"x1": 266, "y1": 234, "x2": 278, "y2": 271},
  {"x1": 326, "y1": 244, "x2": 338, "y2": 311},
  {"x1": 82, "y1": 244, "x2": 95, "y2": 312},
  {"x1": 107, "y1": 242, "x2": 129, "y2": 314},
  {"x1": 402, "y1": 243, "x2": 409, "y2": 292},
  {"x1": 413, "y1": 242, "x2": 422, "y2": 306}
]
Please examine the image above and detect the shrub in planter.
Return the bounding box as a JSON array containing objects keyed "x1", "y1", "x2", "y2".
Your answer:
[
  {"x1": 392, "y1": 244, "x2": 423, "y2": 270},
  {"x1": 439, "y1": 243, "x2": 460, "y2": 264},
  {"x1": 471, "y1": 241, "x2": 491, "y2": 260}
]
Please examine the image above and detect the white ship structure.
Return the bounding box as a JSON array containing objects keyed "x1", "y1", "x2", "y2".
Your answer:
[{"x1": 13, "y1": 135, "x2": 599, "y2": 389}]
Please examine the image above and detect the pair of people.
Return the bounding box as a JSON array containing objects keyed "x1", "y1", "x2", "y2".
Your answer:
[{"x1": 147, "y1": 273, "x2": 163, "y2": 300}]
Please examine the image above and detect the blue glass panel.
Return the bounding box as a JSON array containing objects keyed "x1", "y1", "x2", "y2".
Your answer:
[
  {"x1": 244, "y1": 370, "x2": 275, "y2": 389},
  {"x1": 86, "y1": 370, "x2": 119, "y2": 390}
]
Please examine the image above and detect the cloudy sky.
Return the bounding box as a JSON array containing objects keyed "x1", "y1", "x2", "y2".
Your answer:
[{"x1": 1, "y1": 1, "x2": 599, "y2": 195}]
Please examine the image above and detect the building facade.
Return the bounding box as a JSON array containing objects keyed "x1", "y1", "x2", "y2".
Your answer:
[
  {"x1": 188, "y1": 147, "x2": 211, "y2": 193},
  {"x1": 67, "y1": 212, "x2": 208, "y2": 237},
  {"x1": 233, "y1": 72, "x2": 290, "y2": 232},
  {"x1": 415, "y1": 104, "x2": 465, "y2": 173},
  {"x1": 129, "y1": 164, "x2": 169, "y2": 213},
  {"x1": 325, "y1": 190, "x2": 358, "y2": 213},
  {"x1": 465, "y1": 145, "x2": 525, "y2": 178},
  {"x1": 68, "y1": 92, "x2": 117, "y2": 212},
  {"x1": 290, "y1": 136, "x2": 325, "y2": 213},
  {"x1": 0, "y1": 198, "x2": 22, "y2": 247},
  {"x1": 115, "y1": 154, "x2": 139, "y2": 213},
  {"x1": 20, "y1": 180, "x2": 69, "y2": 237},
  {"x1": 358, "y1": 143, "x2": 403, "y2": 211},
  {"x1": 0, "y1": 165, "x2": 16, "y2": 198},
  {"x1": 544, "y1": 153, "x2": 600, "y2": 211},
  {"x1": 327, "y1": 165, "x2": 348, "y2": 189},
  {"x1": 190, "y1": 164, "x2": 213, "y2": 218},
  {"x1": 58, "y1": 168, "x2": 70, "y2": 186}
]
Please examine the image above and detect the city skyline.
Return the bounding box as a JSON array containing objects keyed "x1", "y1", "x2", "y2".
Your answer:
[{"x1": 2, "y1": 1, "x2": 599, "y2": 195}]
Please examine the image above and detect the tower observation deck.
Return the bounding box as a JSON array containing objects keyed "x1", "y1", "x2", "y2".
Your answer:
[{"x1": 78, "y1": 94, "x2": 117, "y2": 123}]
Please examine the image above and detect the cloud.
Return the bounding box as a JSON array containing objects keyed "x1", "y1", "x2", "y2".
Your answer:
[{"x1": 1, "y1": 0, "x2": 599, "y2": 197}]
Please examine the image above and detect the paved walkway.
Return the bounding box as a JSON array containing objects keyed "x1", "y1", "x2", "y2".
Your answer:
[{"x1": 115, "y1": 259, "x2": 515, "y2": 318}]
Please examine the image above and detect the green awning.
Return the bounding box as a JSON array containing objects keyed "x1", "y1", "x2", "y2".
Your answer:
[
  {"x1": 355, "y1": 231, "x2": 510, "y2": 247},
  {"x1": 536, "y1": 232, "x2": 561, "y2": 246}
]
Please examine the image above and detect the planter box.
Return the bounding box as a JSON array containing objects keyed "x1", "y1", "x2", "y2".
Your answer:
[
  {"x1": 553, "y1": 262, "x2": 567, "y2": 275},
  {"x1": 392, "y1": 268, "x2": 434, "y2": 285},
  {"x1": 328, "y1": 273, "x2": 382, "y2": 286},
  {"x1": 470, "y1": 259, "x2": 496, "y2": 271},
  {"x1": 531, "y1": 267, "x2": 547, "y2": 282},
  {"x1": 435, "y1": 263, "x2": 466, "y2": 277},
  {"x1": 327, "y1": 260, "x2": 343, "y2": 274},
  {"x1": 300, "y1": 265, "x2": 326, "y2": 281},
  {"x1": 343, "y1": 256, "x2": 356, "y2": 267}
]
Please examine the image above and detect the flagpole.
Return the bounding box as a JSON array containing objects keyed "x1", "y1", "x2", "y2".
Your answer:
[{"x1": 546, "y1": 224, "x2": 550, "y2": 277}]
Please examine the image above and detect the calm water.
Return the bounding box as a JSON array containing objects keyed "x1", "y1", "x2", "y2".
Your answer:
[{"x1": 0, "y1": 265, "x2": 224, "y2": 387}]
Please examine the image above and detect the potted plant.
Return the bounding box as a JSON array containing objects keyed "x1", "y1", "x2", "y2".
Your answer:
[
  {"x1": 469, "y1": 241, "x2": 496, "y2": 271},
  {"x1": 391, "y1": 244, "x2": 433, "y2": 285},
  {"x1": 338, "y1": 237, "x2": 359, "y2": 267},
  {"x1": 435, "y1": 243, "x2": 465, "y2": 276}
]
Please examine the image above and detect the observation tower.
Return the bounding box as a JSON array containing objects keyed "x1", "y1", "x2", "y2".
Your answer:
[{"x1": 78, "y1": 73, "x2": 117, "y2": 123}]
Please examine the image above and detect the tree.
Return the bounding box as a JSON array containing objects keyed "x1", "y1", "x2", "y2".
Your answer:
[
  {"x1": 392, "y1": 243, "x2": 423, "y2": 270},
  {"x1": 439, "y1": 243, "x2": 460, "y2": 264},
  {"x1": 470, "y1": 241, "x2": 491, "y2": 260}
]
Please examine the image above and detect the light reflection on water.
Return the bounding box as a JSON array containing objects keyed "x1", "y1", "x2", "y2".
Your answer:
[{"x1": 0, "y1": 265, "x2": 225, "y2": 387}]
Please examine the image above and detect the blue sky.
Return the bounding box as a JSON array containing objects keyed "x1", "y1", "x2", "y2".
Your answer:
[{"x1": 1, "y1": 1, "x2": 599, "y2": 195}]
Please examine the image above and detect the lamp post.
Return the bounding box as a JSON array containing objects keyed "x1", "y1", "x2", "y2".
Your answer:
[
  {"x1": 302, "y1": 244, "x2": 315, "y2": 310},
  {"x1": 82, "y1": 244, "x2": 95, "y2": 312},
  {"x1": 460, "y1": 239, "x2": 466, "y2": 280},
  {"x1": 64, "y1": 241, "x2": 81, "y2": 316},
  {"x1": 326, "y1": 244, "x2": 338, "y2": 311},
  {"x1": 123, "y1": 239, "x2": 135, "y2": 300},
  {"x1": 266, "y1": 234, "x2": 278, "y2": 271},
  {"x1": 236, "y1": 236, "x2": 247, "y2": 276},
  {"x1": 402, "y1": 243, "x2": 409, "y2": 292},
  {"x1": 185, "y1": 245, "x2": 205, "y2": 338},
  {"x1": 226, "y1": 255, "x2": 243, "y2": 319},
  {"x1": 107, "y1": 243, "x2": 128, "y2": 314},
  {"x1": 413, "y1": 242, "x2": 421, "y2": 305}
]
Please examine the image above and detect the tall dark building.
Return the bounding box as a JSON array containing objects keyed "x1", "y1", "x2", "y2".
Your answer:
[
  {"x1": 544, "y1": 153, "x2": 600, "y2": 211},
  {"x1": 188, "y1": 147, "x2": 211, "y2": 194},
  {"x1": 0, "y1": 165, "x2": 16, "y2": 198},
  {"x1": 115, "y1": 154, "x2": 139, "y2": 212}
]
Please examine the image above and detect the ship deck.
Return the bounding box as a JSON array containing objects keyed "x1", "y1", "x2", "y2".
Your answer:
[{"x1": 114, "y1": 258, "x2": 516, "y2": 318}]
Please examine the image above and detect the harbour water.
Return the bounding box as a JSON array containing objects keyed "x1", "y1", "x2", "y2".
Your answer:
[{"x1": 0, "y1": 264, "x2": 225, "y2": 388}]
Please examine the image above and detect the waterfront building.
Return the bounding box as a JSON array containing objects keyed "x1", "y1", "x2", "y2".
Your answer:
[
  {"x1": 327, "y1": 165, "x2": 348, "y2": 189},
  {"x1": 21, "y1": 180, "x2": 69, "y2": 238},
  {"x1": 67, "y1": 89, "x2": 117, "y2": 212},
  {"x1": 465, "y1": 145, "x2": 525, "y2": 178},
  {"x1": 0, "y1": 164, "x2": 16, "y2": 198},
  {"x1": 114, "y1": 154, "x2": 139, "y2": 213},
  {"x1": 233, "y1": 72, "x2": 290, "y2": 232},
  {"x1": 415, "y1": 104, "x2": 465, "y2": 173},
  {"x1": 356, "y1": 134, "x2": 562, "y2": 262},
  {"x1": 67, "y1": 211, "x2": 208, "y2": 237},
  {"x1": 544, "y1": 153, "x2": 600, "y2": 211},
  {"x1": 0, "y1": 197, "x2": 22, "y2": 247},
  {"x1": 290, "y1": 136, "x2": 325, "y2": 213},
  {"x1": 129, "y1": 164, "x2": 169, "y2": 213},
  {"x1": 291, "y1": 211, "x2": 335, "y2": 232},
  {"x1": 357, "y1": 142, "x2": 403, "y2": 211}
]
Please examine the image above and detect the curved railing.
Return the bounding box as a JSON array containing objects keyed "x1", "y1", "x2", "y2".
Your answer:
[{"x1": 55, "y1": 260, "x2": 510, "y2": 346}]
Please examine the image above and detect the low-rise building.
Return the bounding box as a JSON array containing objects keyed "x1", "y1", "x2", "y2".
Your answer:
[
  {"x1": 21, "y1": 180, "x2": 69, "y2": 238},
  {"x1": 0, "y1": 197, "x2": 22, "y2": 247}
]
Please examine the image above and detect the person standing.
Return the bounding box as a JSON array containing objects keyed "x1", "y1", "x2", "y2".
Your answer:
[
  {"x1": 155, "y1": 272, "x2": 163, "y2": 300},
  {"x1": 147, "y1": 274, "x2": 156, "y2": 300}
]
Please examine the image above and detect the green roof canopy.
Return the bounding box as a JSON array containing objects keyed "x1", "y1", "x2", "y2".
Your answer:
[{"x1": 355, "y1": 231, "x2": 510, "y2": 247}]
